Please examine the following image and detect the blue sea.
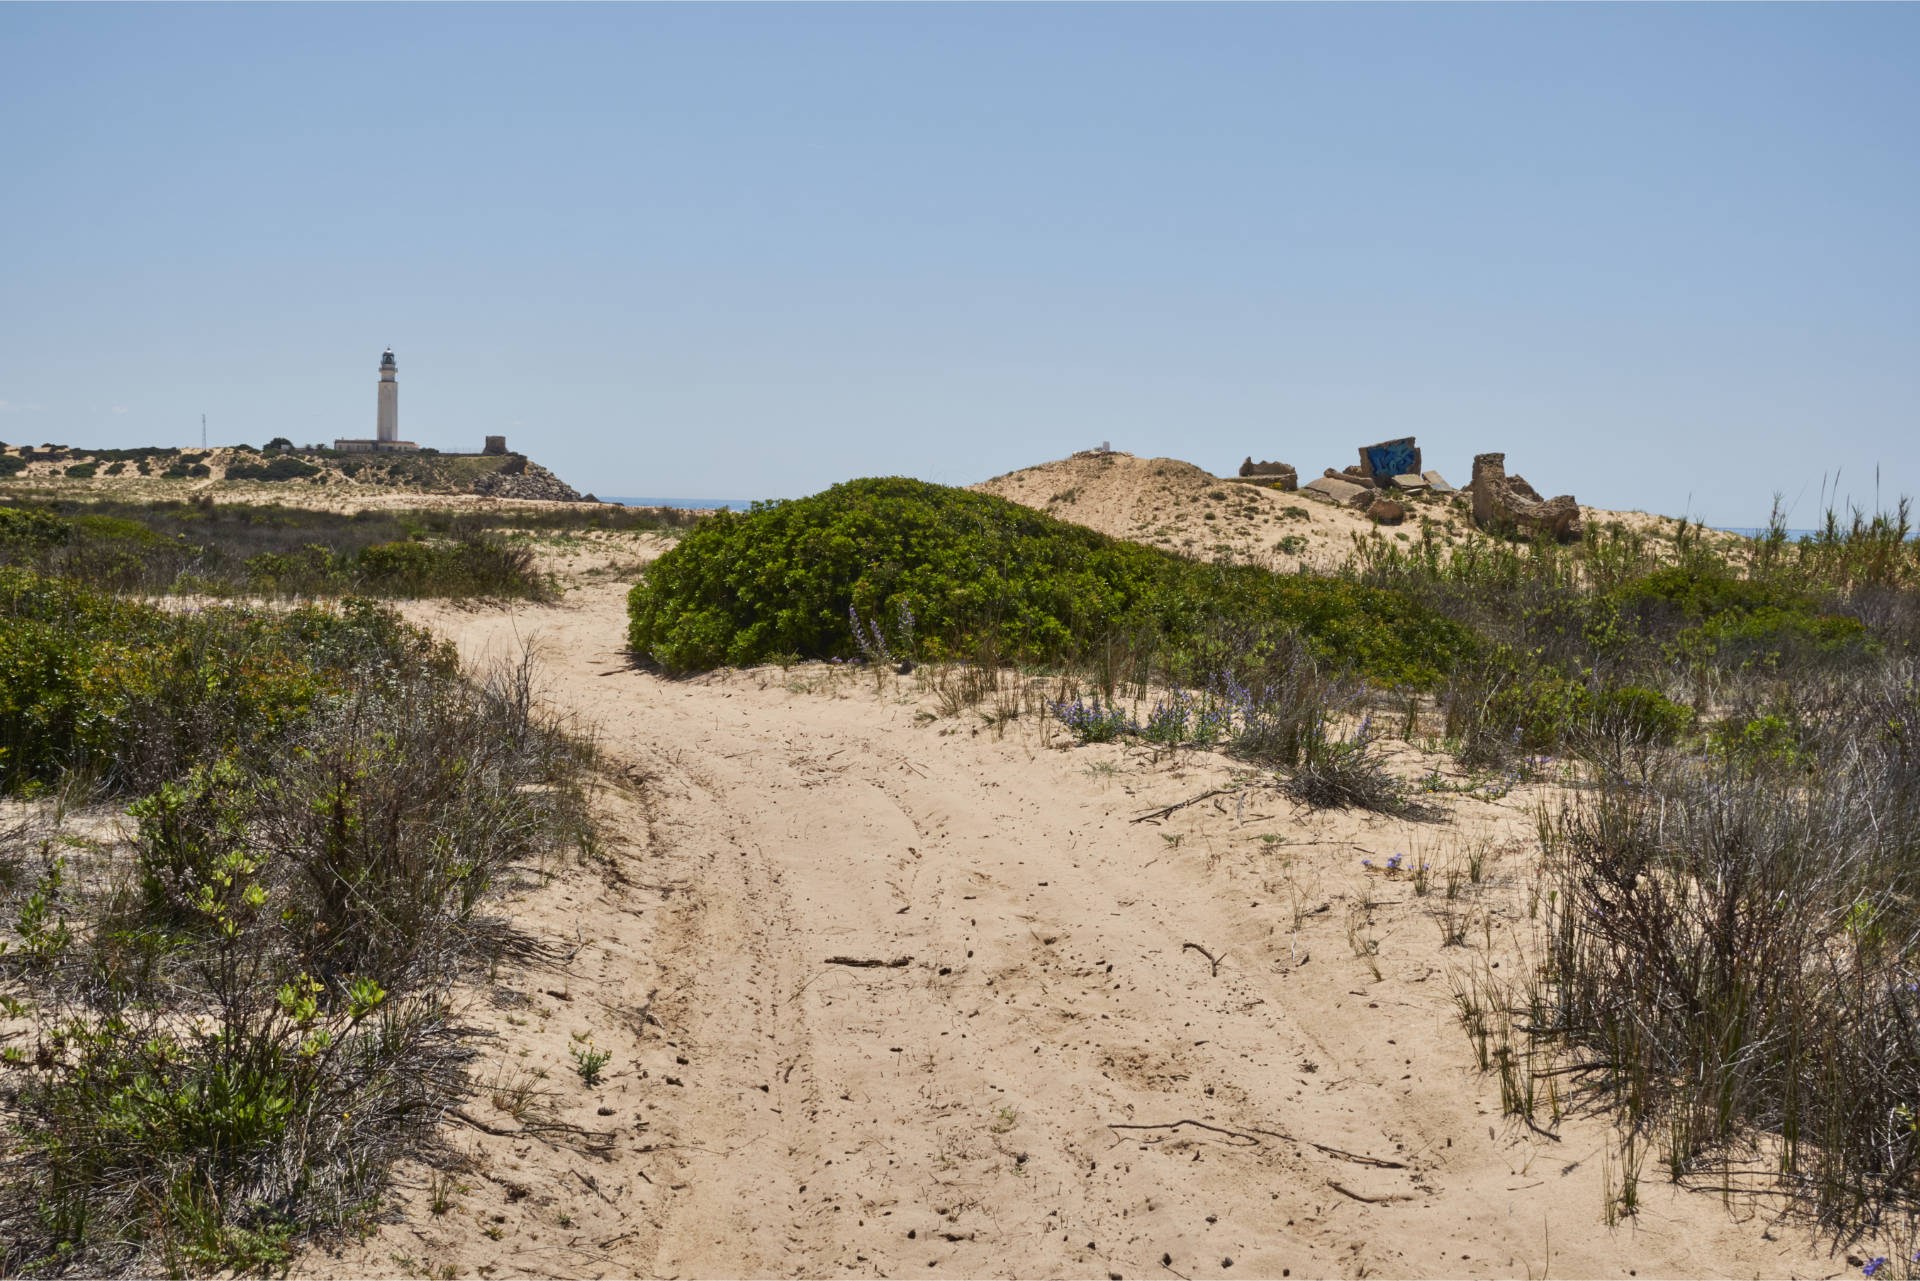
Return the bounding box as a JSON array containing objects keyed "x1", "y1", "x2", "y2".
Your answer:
[
  {"x1": 602, "y1": 496, "x2": 754, "y2": 511},
  {"x1": 1715, "y1": 527, "x2": 1916, "y2": 541}
]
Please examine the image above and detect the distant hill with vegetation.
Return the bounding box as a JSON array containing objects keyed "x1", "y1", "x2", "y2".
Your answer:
[{"x1": 0, "y1": 440, "x2": 585, "y2": 501}]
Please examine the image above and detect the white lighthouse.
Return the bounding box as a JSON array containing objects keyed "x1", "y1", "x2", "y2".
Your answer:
[
  {"x1": 334, "y1": 348, "x2": 418, "y2": 453},
  {"x1": 376, "y1": 348, "x2": 399, "y2": 442}
]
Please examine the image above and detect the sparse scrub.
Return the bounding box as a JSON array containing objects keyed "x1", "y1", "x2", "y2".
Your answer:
[
  {"x1": 0, "y1": 586, "x2": 594, "y2": 1275},
  {"x1": 1447, "y1": 656, "x2": 1920, "y2": 1238},
  {"x1": 0, "y1": 498, "x2": 698, "y2": 600},
  {"x1": 1523, "y1": 741, "x2": 1920, "y2": 1232},
  {"x1": 1404, "y1": 503, "x2": 1920, "y2": 1241},
  {"x1": 1282, "y1": 712, "x2": 1412, "y2": 814}
]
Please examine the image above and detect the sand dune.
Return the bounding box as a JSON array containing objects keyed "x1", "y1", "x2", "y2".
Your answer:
[{"x1": 972, "y1": 452, "x2": 1737, "y2": 574}]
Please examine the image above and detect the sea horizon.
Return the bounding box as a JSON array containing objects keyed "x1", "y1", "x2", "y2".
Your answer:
[{"x1": 602, "y1": 496, "x2": 754, "y2": 511}]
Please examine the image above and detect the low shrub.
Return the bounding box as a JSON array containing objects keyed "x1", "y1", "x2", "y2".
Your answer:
[
  {"x1": 0, "y1": 569, "x2": 451, "y2": 796},
  {"x1": 1282, "y1": 714, "x2": 1410, "y2": 813},
  {"x1": 0, "y1": 506, "x2": 71, "y2": 549},
  {"x1": 1529, "y1": 751, "x2": 1920, "y2": 1231},
  {"x1": 225, "y1": 456, "x2": 320, "y2": 482},
  {"x1": 351, "y1": 536, "x2": 540, "y2": 599},
  {"x1": 627, "y1": 478, "x2": 1474, "y2": 685},
  {"x1": 1588, "y1": 683, "x2": 1691, "y2": 746}
]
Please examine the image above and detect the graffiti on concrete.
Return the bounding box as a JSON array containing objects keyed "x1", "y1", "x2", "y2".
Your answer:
[{"x1": 1362, "y1": 437, "x2": 1419, "y2": 478}]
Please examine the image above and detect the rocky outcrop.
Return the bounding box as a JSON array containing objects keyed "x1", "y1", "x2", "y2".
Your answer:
[
  {"x1": 1469, "y1": 453, "x2": 1581, "y2": 542},
  {"x1": 1366, "y1": 496, "x2": 1407, "y2": 525},
  {"x1": 469, "y1": 457, "x2": 584, "y2": 502}
]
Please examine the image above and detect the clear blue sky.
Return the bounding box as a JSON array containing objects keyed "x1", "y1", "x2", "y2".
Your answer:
[{"x1": 3, "y1": 4, "x2": 1914, "y2": 524}]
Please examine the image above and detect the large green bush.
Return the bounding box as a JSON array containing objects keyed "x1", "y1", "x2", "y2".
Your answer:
[{"x1": 626, "y1": 477, "x2": 1474, "y2": 684}]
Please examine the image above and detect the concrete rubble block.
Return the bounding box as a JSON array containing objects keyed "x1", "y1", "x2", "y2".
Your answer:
[
  {"x1": 1421, "y1": 469, "x2": 1455, "y2": 494},
  {"x1": 1388, "y1": 473, "x2": 1429, "y2": 494},
  {"x1": 1358, "y1": 436, "x2": 1421, "y2": 479},
  {"x1": 1367, "y1": 496, "x2": 1408, "y2": 525},
  {"x1": 1301, "y1": 475, "x2": 1368, "y2": 507},
  {"x1": 1330, "y1": 467, "x2": 1377, "y2": 488},
  {"x1": 1469, "y1": 452, "x2": 1582, "y2": 542},
  {"x1": 1347, "y1": 488, "x2": 1378, "y2": 511}
]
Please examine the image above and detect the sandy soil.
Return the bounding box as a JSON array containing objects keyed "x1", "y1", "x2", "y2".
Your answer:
[{"x1": 289, "y1": 562, "x2": 1840, "y2": 1279}]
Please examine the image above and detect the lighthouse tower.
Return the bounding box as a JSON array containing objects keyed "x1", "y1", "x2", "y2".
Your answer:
[
  {"x1": 334, "y1": 349, "x2": 418, "y2": 453},
  {"x1": 376, "y1": 348, "x2": 399, "y2": 443}
]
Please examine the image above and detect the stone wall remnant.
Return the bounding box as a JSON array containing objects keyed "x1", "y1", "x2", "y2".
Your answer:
[
  {"x1": 1237, "y1": 458, "x2": 1298, "y2": 490},
  {"x1": 1469, "y1": 453, "x2": 1581, "y2": 542}
]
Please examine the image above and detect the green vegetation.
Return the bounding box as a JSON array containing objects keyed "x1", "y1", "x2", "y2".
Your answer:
[
  {"x1": 1344, "y1": 517, "x2": 1885, "y2": 765},
  {"x1": 0, "y1": 569, "x2": 442, "y2": 795},
  {"x1": 0, "y1": 498, "x2": 699, "y2": 601},
  {"x1": 0, "y1": 572, "x2": 593, "y2": 1274},
  {"x1": 223, "y1": 456, "x2": 319, "y2": 482},
  {"x1": 628, "y1": 472, "x2": 1920, "y2": 1238},
  {"x1": 1367, "y1": 505, "x2": 1920, "y2": 1235},
  {"x1": 0, "y1": 459, "x2": 638, "y2": 1275},
  {"x1": 626, "y1": 477, "x2": 1473, "y2": 685}
]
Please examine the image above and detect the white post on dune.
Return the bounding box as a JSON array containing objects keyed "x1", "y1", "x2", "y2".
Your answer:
[{"x1": 377, "y1": 348, "x2": 399, "y2": 443}]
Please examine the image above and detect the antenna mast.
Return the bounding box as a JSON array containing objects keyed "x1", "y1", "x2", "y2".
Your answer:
[{"x1": 201, "y1": 414, "x2": 206, "y2": 449}]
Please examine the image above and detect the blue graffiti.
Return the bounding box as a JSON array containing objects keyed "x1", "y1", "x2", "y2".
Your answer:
[{"x1": 1365, "y1": 439, "x2": 1418, "y2": 477}]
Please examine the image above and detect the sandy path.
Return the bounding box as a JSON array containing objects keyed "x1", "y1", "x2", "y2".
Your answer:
[{"x1": 304, "y1": 583, "x2": 1838, "y2": 1280}]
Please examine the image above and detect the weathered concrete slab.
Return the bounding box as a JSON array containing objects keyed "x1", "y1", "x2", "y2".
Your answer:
[
  {"x1": 1388, "y1": 474, "x2": 1429, "y2": 494},
  {"x1": 1302, "y1": 476, "x2": 1368, "y2": 506},
  {"x1": 1422, "y1": 469, "x2": 1455, "y2": 494}
]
